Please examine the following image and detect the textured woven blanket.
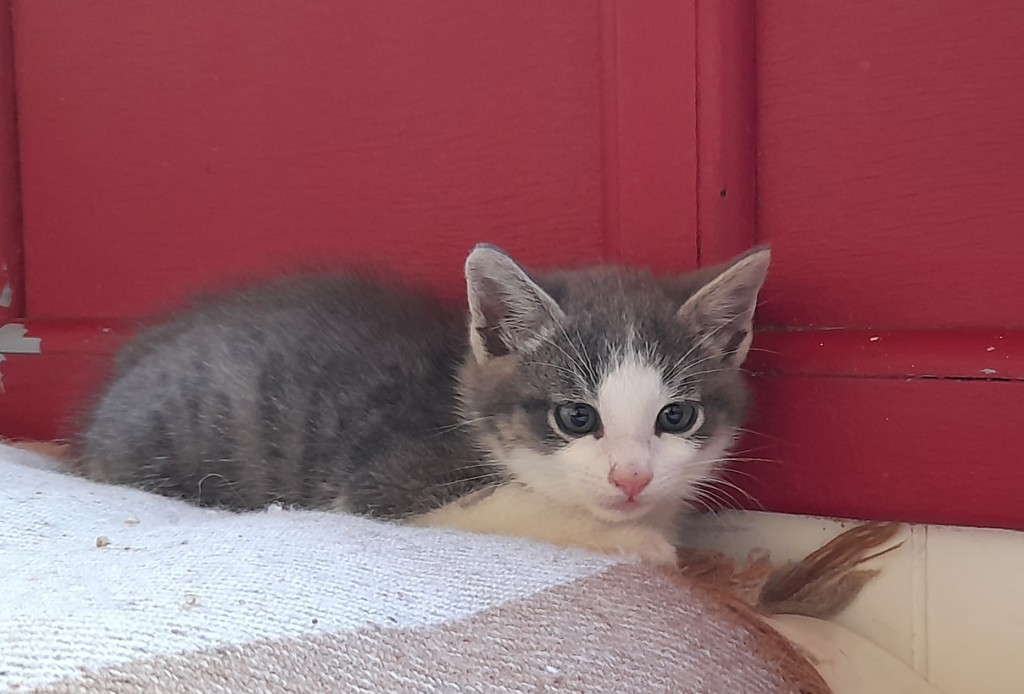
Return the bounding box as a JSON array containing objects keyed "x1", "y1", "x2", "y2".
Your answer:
[{"x1": 0, "y1": 444, "x2": 932, "y2": 693}]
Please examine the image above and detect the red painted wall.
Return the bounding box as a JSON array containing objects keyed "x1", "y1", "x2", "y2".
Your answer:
[
  {"x1": 3, "y1": 0, "x2": 710, "y2": 424},
  {"x1": 14, "y1": 0, "x2": 702, "y2": 319},
  {"x1": 739, "y1": 0, "x2": 1024, "y2": 530},
  {"x1": 18, "y1": 1, "x2": 608, "y2": 317},
  {"x1": 0, "y1": 1, "x2": 1021, "y2": 530},
  {"x1": 756, "y1": 0, "x2": 1024, "y2": 330}
]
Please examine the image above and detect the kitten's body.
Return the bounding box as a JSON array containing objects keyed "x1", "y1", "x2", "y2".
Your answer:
[
  {"x1": 79, "y1": 246, "x2": 769, "y2": 563},
  {"x1": 82, "y1": 276, "x2": 490, "y2": 518}
]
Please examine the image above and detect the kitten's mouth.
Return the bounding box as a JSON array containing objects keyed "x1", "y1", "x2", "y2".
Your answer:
[{"x1": 601, "y1": 496, "x2": 649, "y2": 516}]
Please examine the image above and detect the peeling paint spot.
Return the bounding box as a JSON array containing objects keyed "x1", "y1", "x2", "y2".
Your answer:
[
  {"x1": 987, "y1": 346, "x2": 996, "y2": 352},
  {"x1": 0, "y1": 284, "x2": 11, "y2": 308},
  {"x1": 0, "y1": 323, "x2": 42, "y2": 354},
  {"x1": 980, "y1": 368, "x2": 998, "y2": 375},
  {"x1": 869, "y1": 336, "x2": 880, "y2": 342}
]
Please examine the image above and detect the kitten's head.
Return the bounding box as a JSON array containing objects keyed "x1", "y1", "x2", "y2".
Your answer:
[{"x1": 457, "y1": 244, "x2": 770, "y2": 524}]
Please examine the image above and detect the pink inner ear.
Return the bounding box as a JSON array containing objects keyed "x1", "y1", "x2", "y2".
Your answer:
[
  {"x1": 722, "y1": 329, "x2": 748, "y2": 358},
  {"x1": 473, "y1": 278, "x2": 514, "y2": 357},
  {"x1": 673, "y1": 252, "x2": 769, "y2": 366}
]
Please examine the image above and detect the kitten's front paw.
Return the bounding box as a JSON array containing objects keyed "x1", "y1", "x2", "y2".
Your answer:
[
  {"x1": 634, "y1": 535, "x2": 681, "y2": 567},
  {"x1": 607, "y1": 528, "x2": 679, "y2": 567}
]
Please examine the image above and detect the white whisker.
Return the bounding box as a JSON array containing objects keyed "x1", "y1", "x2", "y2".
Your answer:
[
  {"x1": 430, "y1": 416, "x2": 494, "y2": 436},
  {"x1": 427, "y1": 472, "x2": 505, "y2": 490},
  {"x1": 705, "y1": 477, "x2": 763, "y2": 510}
]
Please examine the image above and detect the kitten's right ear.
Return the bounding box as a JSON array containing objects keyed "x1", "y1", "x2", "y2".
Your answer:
[
  {"x1": 464, "y1": 244, "x2": 565, "y2": 363},
  {"x1": 675, "y1": 246, "x2": 771, "y2": 367}
]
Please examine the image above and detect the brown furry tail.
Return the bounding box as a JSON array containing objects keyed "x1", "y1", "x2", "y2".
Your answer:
[{"x1": 677, "y1": 521, "x2": 904, "y2": 619}]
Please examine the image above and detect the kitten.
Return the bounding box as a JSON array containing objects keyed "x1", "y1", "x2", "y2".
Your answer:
[{"x1": 78, "y1": 244, "x2": 770, "y2": 565}]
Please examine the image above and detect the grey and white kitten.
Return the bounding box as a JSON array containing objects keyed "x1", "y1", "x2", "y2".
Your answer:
[{"x1": 79, "y1": 245, "x2": 770, "y2": 564}]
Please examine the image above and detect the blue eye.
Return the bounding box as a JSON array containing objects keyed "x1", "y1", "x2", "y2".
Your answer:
[
  {"x1": 656, "y1": 402, "x2": 701, "y2": 434},
  {"x1": 554, "y1": 403, "x2": 600, "y2": 436}
]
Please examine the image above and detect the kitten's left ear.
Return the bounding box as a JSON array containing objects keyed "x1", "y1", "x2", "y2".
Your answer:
[
  {"x1": 676, "y1": 246, "x2": 771, "y2": 367},
  {"x1": 464, "y1": 244, "x2": 566, "y2": 363}
]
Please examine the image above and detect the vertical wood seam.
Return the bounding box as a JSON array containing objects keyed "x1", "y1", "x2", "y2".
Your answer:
[
  {"x1": 694, "y1": 0, "x2": 758, "y2": 266},
  {"x1": 0, "y1": 0, "x2": 25, "y2": 320},
  {"x1": 693, "y1": 0, "x2": 703, "y2": 267},
  {"x1": 599, "y1": 0, "x2": 620, "y2": 263}
]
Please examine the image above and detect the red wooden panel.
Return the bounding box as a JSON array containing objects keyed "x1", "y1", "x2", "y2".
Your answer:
[
  {"x1": 747, "y1": 329, "x2": 1022, "y2": 381},
  {"x1": 756, "y1": 0, "x2": 1024, "y2": 329},
  {"x1": 14, "y1": 1, "x2": 619, "y2": 318},
  {"x1": 608, "y1": 0, "x2": 698, "y2": 271},
  {"x1": 0, "y1": 352, "x2": 110, "y2": 441},
  {"x1": 694, "y1": 0, "x2": 757, "y2": 266},
  {"x1": 2, "y1": 2, "x2": 709, "y2": 422},
  {"x1": 731, "y1": 376, "x2": 1024, "y2": 531},
  {"x1": 0, "y1": 0, "x2": 21, "y2": 322},
  {"x1": 13, "y1": 1, "x2": 707, "y2": 320}
]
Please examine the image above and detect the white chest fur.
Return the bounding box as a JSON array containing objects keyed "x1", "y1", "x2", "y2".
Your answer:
[{"x1": 411, "y1": 483, "x2": 680, "y2": 566}]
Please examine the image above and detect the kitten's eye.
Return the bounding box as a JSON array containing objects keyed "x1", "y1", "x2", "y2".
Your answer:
[
  {"x1": 554, "y1": 403, "x2": 601, "y2": 436},
  {"x1": 656, "y1": 402, "x2": 702, "y2": 434}
]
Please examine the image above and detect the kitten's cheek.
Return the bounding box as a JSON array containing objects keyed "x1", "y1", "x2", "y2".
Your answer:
[
  {"x1": 652, "y1": 440, "x2": 714, "y2": 495},
  {"x1": 557, "y1": 438, "x2": 614, "y2": 499}
]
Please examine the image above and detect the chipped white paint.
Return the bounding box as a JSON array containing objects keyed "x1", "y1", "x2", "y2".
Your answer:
[
  {"x1": 980, "y1": 368, "x2": 998, "y2": 375},
  {"x1": 0, "y1": 283, "x2": 11, "y2": 308},
  {"x1": 0, "y1": 323, "x2": 41, "y2": 354},
  {"x1": 0, "y1": 324, "x2": 42, "y2": 392},
  {"x1": 869, "y1": 335, "x2": 881, "y2": 342}
]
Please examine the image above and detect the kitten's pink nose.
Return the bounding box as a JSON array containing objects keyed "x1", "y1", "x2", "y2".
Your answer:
[{"x1": 608, "y1": 467, "x2": 653, "y2": 499}]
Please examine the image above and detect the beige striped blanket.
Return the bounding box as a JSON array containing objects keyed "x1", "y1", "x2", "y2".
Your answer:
[{"x1": 1, "y1": 443, "x2": 924, "y2": 693}]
